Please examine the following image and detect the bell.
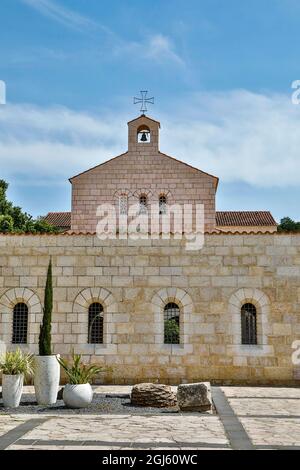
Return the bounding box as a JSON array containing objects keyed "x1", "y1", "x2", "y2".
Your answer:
[{"x1": 140, "y1": 132, "x2": 148, "y2": 142}]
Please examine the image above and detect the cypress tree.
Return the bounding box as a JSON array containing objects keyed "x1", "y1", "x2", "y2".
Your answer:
[{"x1": 39, "y1": 258, "x2": 53, "y2": 356}]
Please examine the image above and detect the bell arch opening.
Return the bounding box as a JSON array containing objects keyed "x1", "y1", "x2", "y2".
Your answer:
[{"x1": 137, "y1": 125, "x2": 151, "y2": 143}]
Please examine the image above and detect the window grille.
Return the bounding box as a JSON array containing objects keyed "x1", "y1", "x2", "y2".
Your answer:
[
  {"x1": 241, "y1": 303, "x2": 257, "y2": 345},
  {"x1": 139, "y1": 195, "x2": 148, "y2": 214},
  {"x1": 88, "y1": 302, "x2": 104, "y2": 344},
  {"x1": 159, "y1": 195, "x2": 167, "y2": 215},
  {"x1": 12, "y1": 303, "x2": 28, "y2": 344},
  {"x1": 119, "y1": 195, "x2": 128, "y2": 215},
  {"x1": 164, "y1": 302, "x2": 180, "y2": 344}
]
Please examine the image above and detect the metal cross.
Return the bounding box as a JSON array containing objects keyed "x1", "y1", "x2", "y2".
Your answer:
[{"x1": 134, "y1": 91, "x2": 154, "y2": 115}]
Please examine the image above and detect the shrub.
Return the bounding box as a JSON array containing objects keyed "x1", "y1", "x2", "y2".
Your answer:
[
  {"x1": 164, "y1": 319, "x2": 180, "y2": 344},
  {"x1": 57, "y1": 353, "x2": 109, "y2": 384},
  {"x1": 0, "y1": 349, "x2": 34, "y2": 376},
  {"x1": 39, "y1": 259, "x2": 53, "y2": 356}
]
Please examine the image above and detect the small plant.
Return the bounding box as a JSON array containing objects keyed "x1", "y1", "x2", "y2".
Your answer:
[
  {"x1": 164, "y1": 319, "x2": 180, "y2": 344},
  {"x1": 0, "y1": 349, "x2": 34, "y2": 376},
  {"x1": 57, "y1": 353, "x2": 108, "y2": 385},
  {"x1": 39, "y1": 258, "x2": 53, "y2": 356}
]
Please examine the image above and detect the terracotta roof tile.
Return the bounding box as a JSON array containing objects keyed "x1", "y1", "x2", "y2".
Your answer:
[
  {"x1": 44, "y1": 210, "x2": 277, "y2": 231},
  {"x1": 216, "y1": 211, "x2": 277, "y2": 227},
  {"x1": 44, "y1": 212, "x2": 71, "y2": 229}
]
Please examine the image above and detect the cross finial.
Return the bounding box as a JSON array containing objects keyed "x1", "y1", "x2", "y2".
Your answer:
[{"x1": 133, "y1": 90, "x2": 154, "y2": 115}]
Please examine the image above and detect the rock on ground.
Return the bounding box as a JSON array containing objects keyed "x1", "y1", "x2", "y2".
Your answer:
[
  {"x1": 131, "y1": 383, "x2": 177, "y2": 408},
  {"x1": 177, "y1": 383, "x2": 212, "y2": 412}
]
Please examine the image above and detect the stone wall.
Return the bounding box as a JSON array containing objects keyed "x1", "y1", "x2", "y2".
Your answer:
[{"x1": 0, "y1": 233, "x2": 299, "y2": 385}]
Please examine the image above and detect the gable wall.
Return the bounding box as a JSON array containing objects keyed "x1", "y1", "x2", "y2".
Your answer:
[{"x1": 71, "y1": 151, "x2": 217, "y2": 232}]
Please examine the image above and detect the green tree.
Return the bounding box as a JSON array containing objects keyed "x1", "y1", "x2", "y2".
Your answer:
[
  {"x1": 0, "y1": 214, "x2": 14, "y2": 232},
  {"x1": 0, "y1": 179, "x2": 58, "y2": 233},
  {"x1": 39, "y1": 259, "x2": 53, "y2": 356},
  {"x1": 164, "y1": 319, "x2": 180, "y2": 344},
  {"x1": 278, "y1": 217, "x2": 300, "y2": 232}
]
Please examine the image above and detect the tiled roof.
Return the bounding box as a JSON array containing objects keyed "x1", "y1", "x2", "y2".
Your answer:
[
  {"x1": 44, "y1": 212, "x2": 71, "y2": 229},
  {"x1": 216, "y1": 211, "x2": 277, "y2": 227},
  {"x1": 44, "y1": 210, "x2": 277, "y2": 231}
]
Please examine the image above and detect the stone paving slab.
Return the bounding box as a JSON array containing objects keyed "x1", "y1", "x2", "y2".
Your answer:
[
  {"x1": 0, "y1": 416, "x2": 25, "y2": 435},
  {"x1": 221, "y1": 386, "x2": 300, "y2": 399},
  {"x1": 2, "y1": 386, "x2": 300, "y2": 450},
  {"x1": 6, "y1": 414, "x2": 229, "y2": 450},
  {"x1": 240, "y1": 417, "x2": 300, "y2": 448},
  {"x1": 227, "y1": 397, "x2": 300, "y2": 417}
]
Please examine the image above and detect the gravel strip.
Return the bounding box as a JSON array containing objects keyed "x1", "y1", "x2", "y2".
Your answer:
[{"x1": 0, "y1": 393, "x2": 185, "y2": 415}]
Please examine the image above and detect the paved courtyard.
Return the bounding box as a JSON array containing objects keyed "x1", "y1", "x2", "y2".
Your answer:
[{"x1": 1, "y1": 386, "x2": 300, "y2": 450}]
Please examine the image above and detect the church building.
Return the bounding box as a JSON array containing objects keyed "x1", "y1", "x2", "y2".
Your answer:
[
  {"x1": 45, "y1": 114, "x2": 277, "y2": 234},
  {"x1": 1, "y1": 113, "x2": 299, "y2": 386}
]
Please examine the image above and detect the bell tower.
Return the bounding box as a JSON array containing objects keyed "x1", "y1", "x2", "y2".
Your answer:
[{"x1": 128, "y1": 114, "x2": 161, "y2": 153}]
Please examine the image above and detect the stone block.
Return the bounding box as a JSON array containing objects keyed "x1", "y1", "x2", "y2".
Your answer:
[
  {"x1": 177, "y1": 382, "x2": 212, "y2": 412},
  {"x1": 131, "y1": 383, "x2": 177, "y2": 408}
]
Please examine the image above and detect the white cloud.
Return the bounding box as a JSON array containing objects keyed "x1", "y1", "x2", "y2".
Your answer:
[
  {"x1": 112, "y1": 33, "x2": 185, "y2": 67},
  {"x1": 161, "y1": 90, "x2": 300, "y2": 187},
  {"x1": 20, "y1": 0, "x2": 108, "y2": 34},
  {"x1": 20, "y1": 1, "x2": 184, "y2": 67},
  {"x1": 143, "y1": 34, "x2": 185, "y2": 66},
  {"x1": 1, "y1": 90, "x2": 300, "y2": 190}
]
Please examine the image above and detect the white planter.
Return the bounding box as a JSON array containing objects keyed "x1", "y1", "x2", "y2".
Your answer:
[
  {"x1": 2, "y1": 374, "x2": 24, "y2": 408},
  {"x1": 34, "y1": 355, "x2": 60, "y2": 405},
  {"x1": 63, "y1": 383, "x2": 93, "y2": 409}
]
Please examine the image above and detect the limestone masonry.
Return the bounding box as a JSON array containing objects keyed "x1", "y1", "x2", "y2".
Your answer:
[{"x1": 0, "y1": 233, "x2": 299, "y2": 385}]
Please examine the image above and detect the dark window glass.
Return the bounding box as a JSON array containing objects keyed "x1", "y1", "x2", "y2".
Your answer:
[
  {"x1": 159, "y1": 195, "x2": 167, "y2": 214},
  {"x1": 241, "y1": 303, "x2": 257, "y2": 345},
  {"x1": 164, "y1": 302, "x2": 180, "y2": 344},
  {"x1": 12, "y1": 303, "x2": 28, "y2": 344},
  {"x1": 88, "y1": 303, "x2": 104, "y2": 344},
  {"x1": 139, "y1": 195, "x2": 148, "y2": 214}
]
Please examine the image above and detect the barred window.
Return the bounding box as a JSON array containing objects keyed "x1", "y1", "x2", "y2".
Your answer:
[
  {"x1": 139, "y1": 195, "x2": 148, "y2": 214},
  {"x1": 241, "y1": 303, "x2": 257, "y2": 345},
  {"x1": 12, "y1": 303, "x2": 28, "y2": 344},
  {"x1": 88, "y1": 303, "x2": 104, "y2": 344},
  {"x1": 119, "y1": 194, "x2": 128, "y2": 215},
  {"x1": 164, "y1": 302, "x2": 180, "y2": 344},
  {"x1": 159, "y1": 194, "x2": 167, "y2": 215}
]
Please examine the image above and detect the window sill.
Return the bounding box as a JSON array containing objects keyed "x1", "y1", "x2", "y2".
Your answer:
[{"x1": 227, "y1": 344, "x2": 274, "y2": 356}]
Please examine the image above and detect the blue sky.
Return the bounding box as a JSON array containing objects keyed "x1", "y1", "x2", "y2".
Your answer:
[{"x1": 1, "y1": 0, "x2": 300, "y2": 220}]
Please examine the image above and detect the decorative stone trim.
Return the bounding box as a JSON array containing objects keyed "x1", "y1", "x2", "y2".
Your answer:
[
  {"x1": 228, "y1": 288, "x2": 273, "y2": 356},
  {"x1": 132, "y1": 189, "x2": 153, "y2": 200},
  {"x1": 0, "y1": 288, "x2": 42, "y2": 352},
  {"x1": 151, "y1": 287, "x2": 194, "y2": 355},
  {"x1": 72, "y1": 288, "x2": 117, "y2": 355}
]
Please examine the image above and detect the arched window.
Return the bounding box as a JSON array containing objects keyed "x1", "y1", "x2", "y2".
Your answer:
[
  {"x1": 159, "y1": 194, "x2": 167, "y2": 215},
  {"x1": 12, "y1": 303, "x2": 28, "y2": 344},
  {"x1": 88, "y1": 303, "x2": 104, "y2": 344},
  {"x1": 119, "y1": 194, "x2": 128, "y2": 215},
  {"x1": 241, "y1": 303, "x2": 257, "y2": 345},
  {"x1": 139, "y1": 194, "x2": 148, "y2": 214},
  {"x1": 164, "y1": 302, "x2": 180, "y2": 344}
]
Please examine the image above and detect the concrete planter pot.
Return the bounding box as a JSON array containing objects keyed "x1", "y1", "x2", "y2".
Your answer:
[
  {"x1": 2, "y1": 374, "x2": 24, "y2": 408},
  {"x1": 34, "y1": 355, "x2": 60, "y2": 405},
  {"x1": 63, "y1": 383, "x2": 93, "y2": 409}
]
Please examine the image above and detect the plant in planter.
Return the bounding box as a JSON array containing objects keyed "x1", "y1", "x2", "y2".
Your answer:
[
  {"x1": 0, "y1": 349, "x2": 33, "y2": 408},
  {"x1": 34, "y1": 258, "x2": 60, "y2": 405},
  {"x1": 58, "y1": 353, "x2": 107, "y2": 409}
]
